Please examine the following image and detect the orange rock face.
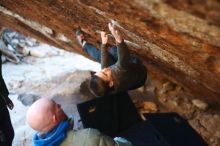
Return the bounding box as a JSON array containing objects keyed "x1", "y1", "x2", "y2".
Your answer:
[{"x1": 0, "y1": 0, "x2": 219, "y2": 104}]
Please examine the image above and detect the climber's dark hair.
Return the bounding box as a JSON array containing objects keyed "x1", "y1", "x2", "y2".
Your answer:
[{"x1": 89, "y1": 75, "x2": 111, "y2": 97}]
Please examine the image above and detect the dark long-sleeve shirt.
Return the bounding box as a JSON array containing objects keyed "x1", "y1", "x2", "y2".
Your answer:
[
  {"x1": 0, "y1": 52, "x2": 9, "y2": 106},
  {"x1": 101, "y1": 41, "x2": 147, "y2": 92}
]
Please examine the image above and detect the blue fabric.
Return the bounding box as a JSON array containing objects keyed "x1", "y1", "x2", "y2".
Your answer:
[
  {"x1": 108, "y1": 46, "x2": 118, "y2": 61},
  {"x1": 83, "y1": 43, "x2": 117, "y2": 66},
  {"x1": 83, "y1": 43, "x2": 139, "y2": 66},
  {"x1": 33, "y1": 121, "x2": 69, "y2": 146}
]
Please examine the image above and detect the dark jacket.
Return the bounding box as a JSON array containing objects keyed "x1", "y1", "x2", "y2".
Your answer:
[
  {"x1": 101, "y1": 41, "x2": 147, "y2": 92},
  {"x1": 0, "y1": 52, "x2": 9, "y2": 106}
]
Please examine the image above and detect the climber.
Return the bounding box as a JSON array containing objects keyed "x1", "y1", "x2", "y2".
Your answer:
[{"x1": 76, "y1": 22, "x2": 147, "y2": 97}]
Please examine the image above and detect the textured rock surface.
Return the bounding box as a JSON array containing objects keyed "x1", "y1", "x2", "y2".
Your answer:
[
  {"x1": 2, "y1": 42, "x2": 218, "y2": 146},
  {"x1": 0, "y1": 0, "x2": 220, "y2": 104}
]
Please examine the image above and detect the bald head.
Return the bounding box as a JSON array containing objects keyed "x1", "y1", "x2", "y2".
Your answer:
[{"x1": 26, "y1": 98, "x2": 67, "y2": 132}]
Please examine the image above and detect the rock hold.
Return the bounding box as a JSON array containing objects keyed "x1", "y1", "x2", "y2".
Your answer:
[
  {"x1": 142, "y1": 101, "x2": 158, "y2": 112},
  {"x1": 192, "y1": 99, "x2": 208, "y2": 110}
]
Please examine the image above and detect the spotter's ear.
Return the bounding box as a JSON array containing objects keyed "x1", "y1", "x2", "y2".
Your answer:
[{"x1": 52, "y1": 114, "x2": 58, "y2": 124}]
